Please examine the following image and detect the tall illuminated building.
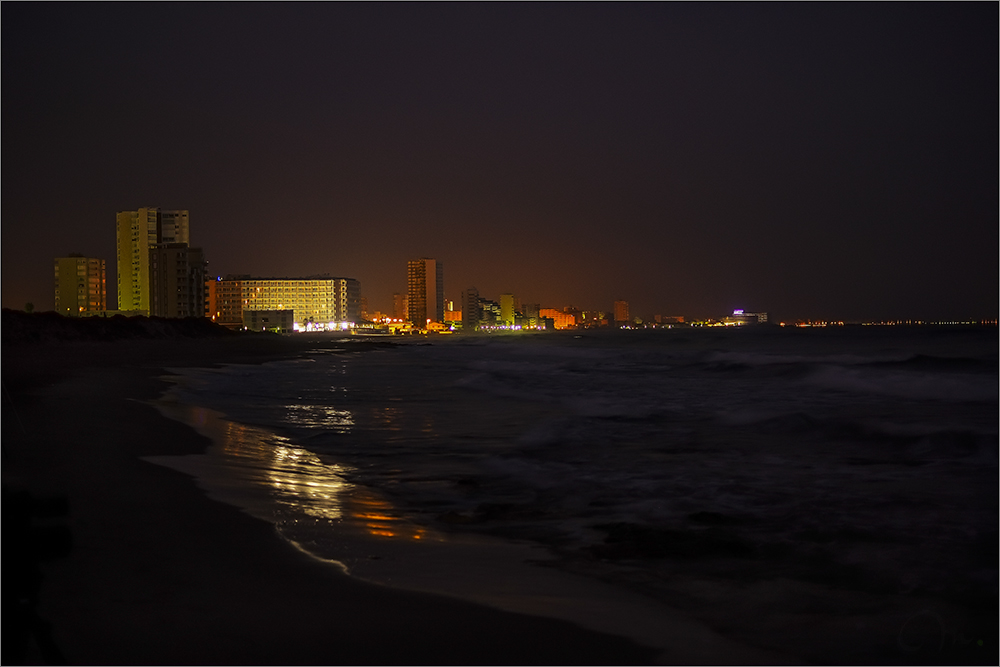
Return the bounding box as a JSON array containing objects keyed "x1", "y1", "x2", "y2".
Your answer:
[
  {"x1": 407, "y1": 258, "x2": 443, "y2": 327},
  {"x1": 499, "y1": 293, "x2": 516, "y2": 326},
  {"x1": 54, "y1": 255, "x2": 106, "y2": 316},
  {"x1": 115, "y1": 207, "x2": 192, "y2": 314}
]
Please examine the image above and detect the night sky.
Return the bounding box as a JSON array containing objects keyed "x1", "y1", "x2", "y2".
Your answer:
[{"x1": 3, "y1": 3, "x2": 996, "y2": 322}]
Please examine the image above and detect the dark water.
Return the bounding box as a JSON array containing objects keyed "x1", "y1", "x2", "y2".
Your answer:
[{"x1": 154, "y1": 326, "x2": 998, "y2": 663}]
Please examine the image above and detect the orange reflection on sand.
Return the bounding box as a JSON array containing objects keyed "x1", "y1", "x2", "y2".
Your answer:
[
  {"x1": 180, "y1": 405, "x2": 429, "y2": 541},
  {"x1": 347, "y1": 489, "x2": 428, "y2": 541}
]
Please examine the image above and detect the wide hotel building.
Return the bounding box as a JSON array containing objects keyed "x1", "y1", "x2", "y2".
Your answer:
[{"x1": 207, "y1": 275, "x2": 361, "y2": 331}]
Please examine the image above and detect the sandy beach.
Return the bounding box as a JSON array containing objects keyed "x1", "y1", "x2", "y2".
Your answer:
[{"x1": 2, "y1": 334, "x2": 659, "y2": 665}]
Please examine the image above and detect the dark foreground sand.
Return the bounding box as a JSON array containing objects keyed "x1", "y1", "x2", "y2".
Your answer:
[{"x1": 2, "y1": 335, "x2": 659, "y2": 666}]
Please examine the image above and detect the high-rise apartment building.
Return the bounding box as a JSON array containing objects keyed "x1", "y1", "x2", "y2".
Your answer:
[
  {"x1": 614, "y1": 300, "x2": 630, "y2": 324},
  {"x1": 462, "y1": 287, "x2": 480, "y2": 331},
  {"x1": 499, "y1": 293, "x2": 517, "y2": 326},
  {"x1": 149, "y1": 244, "x2": 207, "y2": 318},
  {"x1": 407, "y1": 258, "x2": 443, "y2": 327},
  {"x1": 116, "y1": 207, "x2": 195, "y2": 314},
  {"x1": 116, "y1": 208, "x2": 158, "y2": 312},
  {"x1": 209, "y1": 275, "x2": 361, "y2": 330},
  {"x1": 54, "y1": 255, "x2": 106, "y2": 316},
  {"x1": 159, "y1": 210, "x2": 190, "y2": 244},
  {"x1": 392, "y1": 292, "x2": 409, "y2": 321}
]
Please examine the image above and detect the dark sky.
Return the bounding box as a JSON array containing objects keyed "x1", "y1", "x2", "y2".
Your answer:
[{"x1": 3, "y1": 3, "x2": 997, "y2": 321}]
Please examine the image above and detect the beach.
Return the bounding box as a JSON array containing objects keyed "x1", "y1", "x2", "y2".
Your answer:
[
  {"x1": 2, "y1": 335, "x2": 661, "y2": 665},
  {"x1": 4, "y1": 323, "x2": 996, "y2": 665}
]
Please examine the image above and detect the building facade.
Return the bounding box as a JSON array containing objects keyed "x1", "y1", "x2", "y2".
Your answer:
[
  {"x1": 149, "y1": 244, "x2": 207, "y2": 318},
  {"x1": 499, "y1": 293, "x2": 517, "y2": 326},
  {"x1": 116, "y1": 208, "x2": 158, "y2": 312},
  {"x1": 478, "y1": 297, "x2": 502, "y2": 326},
  {"x1": 158, "y1": 210, "x2": 190, "y2": 245},
  {"x1": 242, "y1": 309, "x2": 294, "y2": 333},
  {"x1": 539, "y1": 308, "x2": 577, "y2": 330},
  {"x1": 461, "y1": 287, "x2": 480, "y2": 331},
  {"x1": 392, "y1": 292, "x2": 409, "y2": 321},
  {"x1": 209, "y1": 275, "x2": 361, "y2": 330},
  {"x1": 116, "y1": 207, "x2": 193, "y2": 314},
  {"x1": 407, "y1": 258, "x2": 443, "y2": 327},
  {"x1": 206, "y1": 276, "x2": 245, "y2": 328},
  {"x1": 54, "y1": 255, "x2": 106, "y2": 316},
  {"x1": 613, "y1": 300, "x2": 630, "y2": 324}
]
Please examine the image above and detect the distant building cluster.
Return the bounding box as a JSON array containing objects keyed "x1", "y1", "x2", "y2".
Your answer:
[
  {"x1": 51, "y1": 209, "x2": 779, "y2": 334},
  {"x1": 53, "y1": 208, "x2": 361, "y2": 332}
]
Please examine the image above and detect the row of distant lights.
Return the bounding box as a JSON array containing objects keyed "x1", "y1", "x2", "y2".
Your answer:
[
  {"x1": 861, "y1": 319, "x2": 998, "y2": 326},
  {"x1": 475, "y1": 324, "x2": 548, "y2": 332},
  {"x1": 276, "y1": 317, "x2": 996, "y2": 332},
  {"x1": 293, "y1": 321, "x2": 354, "y2": 332}
]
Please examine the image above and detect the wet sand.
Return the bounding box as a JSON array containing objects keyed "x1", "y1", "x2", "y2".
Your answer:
[{"x1": 2, "y1": 336, "x2": 659, "y2": 665}]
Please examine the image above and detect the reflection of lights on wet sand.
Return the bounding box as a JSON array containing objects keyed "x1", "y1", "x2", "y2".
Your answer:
[
  {"x1": 186, "y1": 405, "x2": 427, "y2": 540},
  {"x1": 282, "y1": 404, "x2": 354, "y2": 432},
  {"x1": 214, "y1": 417, "x2": 352, "y2": 521},
  {"x1": 347, "y1": 489, "x2": 428, "y2": 540}
]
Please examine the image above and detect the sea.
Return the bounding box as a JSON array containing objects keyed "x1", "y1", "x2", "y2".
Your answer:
[{"x1": 149, "y1": 325, "x2": 998, "y2": 663}]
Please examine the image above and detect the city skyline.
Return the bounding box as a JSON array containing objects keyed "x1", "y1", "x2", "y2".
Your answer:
[
  {"x1": 25, "y1": 200, "x2": 1000, "y2": 326},
  {"x1": 3, "y1": 4, "x2": 997, "y2": 322},
  {"x1": 26, "y1": 208, "x2": 1000, "y2": 327}
]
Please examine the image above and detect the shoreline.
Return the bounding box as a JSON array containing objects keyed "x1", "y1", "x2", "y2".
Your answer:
[
  {"x1": 145, "y1": 335, "x2": 1000, "y2": 666},
  {"x1": 144, "y1": 394, "x2": 792, "y2": 664},
  {"x1": 5, "y1": 333, "x2": 996, "y2": 665},
  {"x1": 2, "y1": 336, "x2": 661, "y2": 665}
]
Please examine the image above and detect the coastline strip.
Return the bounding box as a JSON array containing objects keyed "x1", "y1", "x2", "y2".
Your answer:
[{"x1": 2, "y1": 337, "x2": 661, "y2": 665}]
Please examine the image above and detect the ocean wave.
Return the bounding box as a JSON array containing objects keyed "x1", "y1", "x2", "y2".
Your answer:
[
  {"x1": 866, "y1": 353, "x2": 998, "y2": 373},
  {"x1": 700, "y1": 350, "x2": 908, "y2": 368},
  {"x1": 803, "y1": 366, "x2": 998, "y2": 403}
]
